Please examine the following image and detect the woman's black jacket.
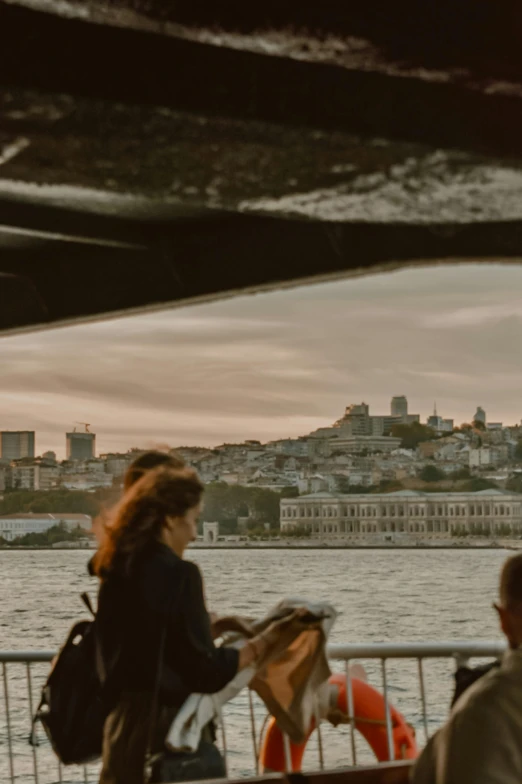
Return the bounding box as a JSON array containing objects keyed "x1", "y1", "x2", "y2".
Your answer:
[{"x1": 92, "y1": 542, "x2": 239, "y2": 711}]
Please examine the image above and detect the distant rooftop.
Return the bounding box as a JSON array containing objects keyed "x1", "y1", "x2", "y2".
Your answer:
[
  {"x1": 291, "y1": 488, "x2": 518, "y2": 501},
  {"x1": 294, "y1": 492, "x2": 339, "y2": 499},
  {"x1": 0, "y1": 513, "x2": 92, "y2": 520}
]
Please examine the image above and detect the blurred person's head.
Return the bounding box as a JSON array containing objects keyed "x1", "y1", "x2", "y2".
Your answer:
[
  {"x1": 91, "y1": 451, "x2": 185, "y2": 545},
  {"x1": 495, "y1": 554, "x2": 522, "y2": 649},
  {"x1": 93, "y1": 465, "x2": 203, "y2": 576},
  {"x1": 124, "y1": 451, "x2": 185, "y2": 491}
]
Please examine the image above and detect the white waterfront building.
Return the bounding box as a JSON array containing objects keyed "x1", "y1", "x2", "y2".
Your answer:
[
  {"x1": 280, "y1": 489, "x2": 522, "y2": 537},
  {"x1": 0, "y1": 513, "x2": 92, "y2": 542}
]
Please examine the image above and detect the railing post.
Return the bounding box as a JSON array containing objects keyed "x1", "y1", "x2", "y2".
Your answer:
[
  {"x1": 381, "y1": 659, "x2": 394, "y2": 762},
  {"x1": 417, "y1": 658, "x2": 429, "y2": 742},
  {"x1": 247, "y1": 689, "x2": 259, "y2": 775},
  {"x1": 283, "y1": 733, "x2": 292, "y2": 772},
  {"x1": 344, "y1": 660, "x2": 357, "y2": 765},
  {"x1": 26, "y1": 662, "x2": 39, "y2": 784},
  {"x1": 314, "y1": 696, "x2": 324, "y2": 770},
  {"x1": 2, "y1": 663, "x2": 15, "y2": 784},
  {"x1": 219, "y1": 704, "x2": 229, "y2": 777}
]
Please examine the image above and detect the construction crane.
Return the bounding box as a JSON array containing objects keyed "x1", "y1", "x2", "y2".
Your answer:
[{"x1": 74, "y1": 422, "x2": 91, "y2": 433}]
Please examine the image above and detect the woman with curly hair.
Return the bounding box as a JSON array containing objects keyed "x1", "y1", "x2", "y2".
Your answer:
[{"x1": 93, "y1": 464, "x2": 277, "y2": 784}]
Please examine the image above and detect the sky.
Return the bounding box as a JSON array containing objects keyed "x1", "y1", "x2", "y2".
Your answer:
[{"x1": 1, "y1": 262, "x2": 521, "y2": 459}]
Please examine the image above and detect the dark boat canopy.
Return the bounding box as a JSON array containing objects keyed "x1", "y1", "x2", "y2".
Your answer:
[{"x1": 1, "y1": 0, "x2": 522, "y2": 334}]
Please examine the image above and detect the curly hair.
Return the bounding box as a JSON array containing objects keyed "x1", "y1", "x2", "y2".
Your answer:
[
  {"x1": 92, "y1": 465, "x2": 203, "y2": 577},
  {"x1": 123, "y1": 450, "x2": 185, "y2": 491},
  {"x1": 92, "y1": 452, "x2": 185, "y2": 543}
]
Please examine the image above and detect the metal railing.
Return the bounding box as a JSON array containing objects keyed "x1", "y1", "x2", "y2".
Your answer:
[
  {"x1": 327, "y1": 641, "x2": 505, "y2": 765},
  {"x1": 1, "y1": 642, "x2": 506, "y2": 784}
]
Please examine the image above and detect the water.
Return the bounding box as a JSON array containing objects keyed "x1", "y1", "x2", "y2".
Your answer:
[{"x1": 0, "y1": 548, "x2": 509, "y2": 782}]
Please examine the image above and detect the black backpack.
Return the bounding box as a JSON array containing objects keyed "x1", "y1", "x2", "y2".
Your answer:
[
  {"x1": 451, "y1": 660, "x2": 501, "y2": 707},
  {"x1": 30, "y1": 594, "x2": 106, "y2": 765}
]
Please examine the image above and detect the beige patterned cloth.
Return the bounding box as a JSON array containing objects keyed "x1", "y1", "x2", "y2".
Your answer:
[{"x1": 166, "y1": 598, "x2": 337, "y2": 751}]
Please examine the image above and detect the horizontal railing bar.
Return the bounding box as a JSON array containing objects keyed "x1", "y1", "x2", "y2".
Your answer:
[
  {"x1": 327, "y1": 641, "x2": 506, "y2": 660},
  {"x1": 0, "y1": 651, "x2": 55, "y2": 663},
  {"x1": 0, "y1": 641, "x2": 507, "y2": 664}
]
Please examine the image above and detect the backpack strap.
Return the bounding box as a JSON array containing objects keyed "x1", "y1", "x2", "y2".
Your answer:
[{"x1": 81, "y1": 592, "x2": 96, "y2": 618}]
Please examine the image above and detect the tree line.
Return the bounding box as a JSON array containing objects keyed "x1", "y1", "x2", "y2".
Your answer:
[
  {"x1": 0, "y1": 522, "x2": 90, "y2": 547},
  {"x1": 0, "y1": 484, "x2": 298, "y2": 537}
]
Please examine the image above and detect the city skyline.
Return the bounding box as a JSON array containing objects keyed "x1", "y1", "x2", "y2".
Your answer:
[
  {"x1": 0, "y1": 392, "x2": 516, "y2": 461},
  {"x1": 1, "y1": 262, "x2": 522, "y2": 457}
]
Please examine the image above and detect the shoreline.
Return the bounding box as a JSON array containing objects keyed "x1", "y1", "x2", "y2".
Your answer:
[{"x1": 1, "y1": 543, "x2": 520, "y2": 551}]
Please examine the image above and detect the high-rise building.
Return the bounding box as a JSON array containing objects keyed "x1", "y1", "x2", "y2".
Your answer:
[
  {"x1": 66, "y1": 431, "x2": 96, "y2": 460},
  {"x1": 474, "y1": 406, "x2": 487, "y2": 425},
  {"x1": 427, "y1": 403, "x2": 454, "y2": 433},
  {"x1": 391, "y1": 396, "x2": 408, "y2": 418},
  {"x1": 0, "y1": 431, "x2": 35, "y2": 460},
  {"x1": 9, "y1": 460, "x2": 60, "y2": 491},
  {"x1": 336, "y1": 400, "x2": 420, "y2": 437},
  {"x1": 342, "y1": 403, "x2": 371, "y2": 435}
]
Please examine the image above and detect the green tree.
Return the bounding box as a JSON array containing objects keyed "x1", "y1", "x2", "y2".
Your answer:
[
  {"x1": 451, "y1": 467, "x2": 471, "y2": 480},
  {"x1": 420, "y1": 465, "x2": 445, "y2": 482},
  {"x1": 390, "y1": 423, "x2": 437, "y2": 450},
  {"x1": 9, "y1": 522, "x2": 90, "y2": 547},
  {"x1": 0, "y1": 489, "x2": 101, "y2": 517},
  {"x1": 375, "y1": 480, "x2": 405, "y2": 493},
  {"x1": 343, "y1": 484, "x2": 377, "y2": 494},
  {"x1": 284, "y1": 526, "x2": 311, "y2": 538},
  {"x1": 462, "y1": 477, "x2": 499, "y2": 492},
  {"x1": 249, "y1": 489, "x2": 280, "y2": 527},
  {"x1": 507, "y1": 474, "x2": 522, "y2": 493},
  {"x1": 515, "y1": 441, "x2": 522, "y2": 461},
  {"x1": 280, "y1": 486, "x2": 299, "y2": 498},
  {"x1": 202, "y1": 483, "x2": 282, "y2": 530}
]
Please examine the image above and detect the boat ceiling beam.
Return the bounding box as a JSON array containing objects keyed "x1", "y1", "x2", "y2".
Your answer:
[
  {"x1": 1, "y1": 212, "x2": 522, "y2": 335},
  {"x1": 1, "y1": 2, "x2": 522, "y2": 159},
  {"x1": 1, "y1": 0, "x2": 522, "y2": 334}
]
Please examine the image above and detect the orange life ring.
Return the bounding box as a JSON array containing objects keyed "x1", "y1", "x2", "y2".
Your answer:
[{"x1": 260, "y1": 672, "x2": 418, "y2": 772}]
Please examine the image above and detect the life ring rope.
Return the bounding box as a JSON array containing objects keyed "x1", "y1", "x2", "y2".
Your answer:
[
  {"x1": 259, "y1": 674, "x2": 418, "y2": 772},
  {"x1": 333, "y1": 711, "x2": 414, "y2": 728}
]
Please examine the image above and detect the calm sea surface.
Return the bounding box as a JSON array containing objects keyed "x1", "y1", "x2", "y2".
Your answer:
[{"x1": 0, "y1": 548, "x2": 510, "y2": 782}]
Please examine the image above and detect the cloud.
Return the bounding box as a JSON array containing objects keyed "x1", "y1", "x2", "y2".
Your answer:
[
  {"x1": 422, "y1": 303, "x2": 522, "y2": 329},
  {"x1": 1, "y1": 262, "x2": 522, "y2": 456}
]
